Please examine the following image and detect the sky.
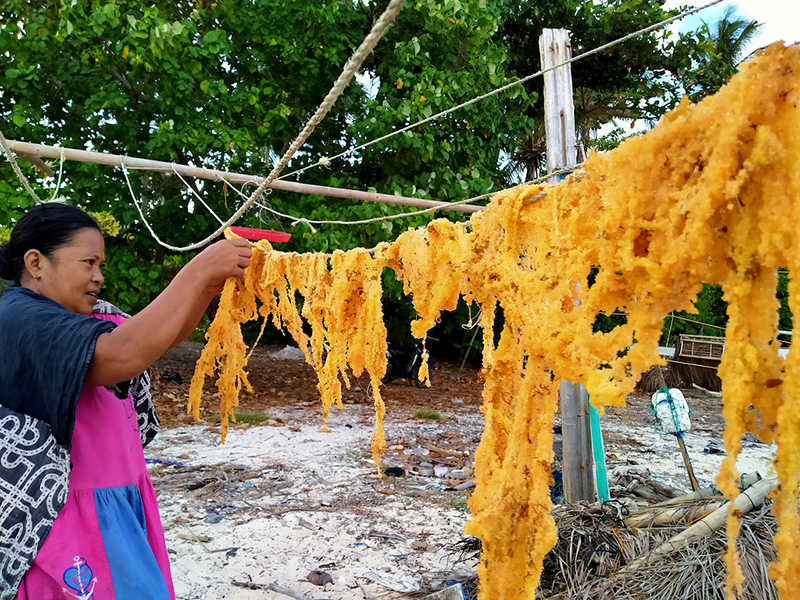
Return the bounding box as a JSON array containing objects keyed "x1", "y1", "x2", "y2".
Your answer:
[{"x1": 664, "y1": 0, "x2": 800, "y2": 54}]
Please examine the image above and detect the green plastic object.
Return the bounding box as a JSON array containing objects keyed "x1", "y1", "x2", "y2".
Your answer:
[{"x1": 588, "y1": 398, "x2": 610, "y2": 502}]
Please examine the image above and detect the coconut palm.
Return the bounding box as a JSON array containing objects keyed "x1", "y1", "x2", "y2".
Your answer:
[{"x1": 709, "y1": 6, "x2": 762, "y2": 67}]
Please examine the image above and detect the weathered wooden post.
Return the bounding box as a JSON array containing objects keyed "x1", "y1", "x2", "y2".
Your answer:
[{"x1": 540, "y1": 28, "x2": 595, "y2": 503}]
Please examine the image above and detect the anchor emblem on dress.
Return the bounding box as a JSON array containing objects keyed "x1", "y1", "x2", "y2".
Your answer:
[{"x1": 62, "y1": 556, "x2": 97, "y2": 599}]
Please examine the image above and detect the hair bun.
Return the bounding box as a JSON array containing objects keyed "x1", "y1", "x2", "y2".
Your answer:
[{"x1": 0, "y1": 242, "x2": 15, "y2": 281}]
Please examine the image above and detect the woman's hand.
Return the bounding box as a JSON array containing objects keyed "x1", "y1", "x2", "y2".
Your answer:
[{"x1": 185, "y1": 238, "x2": 253, "y2": 296}]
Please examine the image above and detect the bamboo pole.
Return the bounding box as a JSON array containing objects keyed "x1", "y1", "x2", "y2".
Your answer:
[
  {"x1": 624, "y1": 501, "x2": 725, "y2": 528},
  {"x1": 651, "y1": 486, "x2": 722, "y2": 506},
  {"x1": 4, "y1": 139, "x2": 483, "y2": 214}
]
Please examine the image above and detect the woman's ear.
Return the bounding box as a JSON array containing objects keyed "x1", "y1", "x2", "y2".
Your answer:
[{"x1": 23, "y1": 249, "x2": 44, "y2": 281}]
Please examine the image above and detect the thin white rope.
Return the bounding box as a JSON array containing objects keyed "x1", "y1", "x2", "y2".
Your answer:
[
  {"x1": 458, "y1": 165, "x2": 580, "y2": 207},
  {"x1": 220, "y1": 174, "x2": 474, "y2": 227},
  {"x1": 0, "y1": 126, "x2": 43, "y2": 204},
  {"x1": 136, "y1": 0, "x2": 406, "y2": 252},
  {"x1": 278, "y1": 0, "x2": 725, "y2": 181},
  {"x1": 462, "y1": 303, "x2": 482, "y2": 330},
  {"x1": 121, "y1": 162, "x2": 177, "y2": 249},
  {"x1": 51, "y1": 149, "x2": 66, "y2": 200},
  {"x1": 171, "y1": 164, "x2": 226, "y2": 226},
  {"x1": 219, "y1": 165, "x2": 579, "y2": 230}
]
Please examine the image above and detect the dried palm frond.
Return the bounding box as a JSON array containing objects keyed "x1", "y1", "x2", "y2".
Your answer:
[{"x1": 537, "y1": 501, "x2": 777, "y2": 600}]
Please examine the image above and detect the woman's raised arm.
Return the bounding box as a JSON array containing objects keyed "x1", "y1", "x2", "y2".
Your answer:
[{"x1": 85, "y1": 238, "x2": 252, "y2": 386}]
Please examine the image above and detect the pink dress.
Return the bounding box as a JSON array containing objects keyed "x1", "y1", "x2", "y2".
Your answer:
[{"x1": 15, "y1": 314, "x2": 174, "y2": 600}]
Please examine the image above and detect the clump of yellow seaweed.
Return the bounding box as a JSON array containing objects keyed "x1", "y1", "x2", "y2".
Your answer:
[{"x1": 189, "y1": 44, "x2": 800, "y2": 600}]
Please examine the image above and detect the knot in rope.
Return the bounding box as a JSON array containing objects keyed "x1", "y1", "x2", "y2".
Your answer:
[{"x1": 291, "y1": 217, "x2": 317, "y2": 234}]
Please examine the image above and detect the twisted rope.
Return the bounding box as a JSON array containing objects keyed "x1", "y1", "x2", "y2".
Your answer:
[
  {"x1": 0, "y1": 126, "x2": 43, "y2": 204},
  {"x1": 137, "y1": 0, "x2": 406, "y2": 252}
]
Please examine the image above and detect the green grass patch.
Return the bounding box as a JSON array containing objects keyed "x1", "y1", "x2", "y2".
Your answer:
[
  {"x1": 414, "y1": 407, "x2": 442, "y2": 421},
  {"x1": 205, "y1": 411, "x2": 270, "y2": 425}
]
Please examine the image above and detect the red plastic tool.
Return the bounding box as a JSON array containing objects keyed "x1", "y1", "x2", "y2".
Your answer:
[{"x1": 229, "y1": 227, "x2": 291, "y2": 243}]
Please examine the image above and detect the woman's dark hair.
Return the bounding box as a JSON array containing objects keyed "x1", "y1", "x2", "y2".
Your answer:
[{"x1": 0, "y1": 203, "x2": 101, "y2": 284}]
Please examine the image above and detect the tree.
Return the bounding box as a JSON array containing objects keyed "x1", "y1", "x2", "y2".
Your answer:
[
  {"x1": 497, "y1": 0, "x2": 715, "y2": 178},
  {"x1": 0, "y1": 0, "x2": 534, "y2": 348},
  {"x1": 684, "y1": 6, "x2": 763, "y2": 99}
]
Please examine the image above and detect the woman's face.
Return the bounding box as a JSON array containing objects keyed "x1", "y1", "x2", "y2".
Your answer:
[{"x1": 27, "y1": 228, "x2": 106, "y2": 315}]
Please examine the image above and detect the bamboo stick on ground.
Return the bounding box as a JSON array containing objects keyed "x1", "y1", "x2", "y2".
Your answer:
[
  {"x1": 650, "y1": 486, "x2": 722, "y2": 507},
  {"x1": 624, "y1": 501, "x2": 725, "y2": 528},
  {"x1": 624, "y1": 477, "x2": 777, "y2": 570}
]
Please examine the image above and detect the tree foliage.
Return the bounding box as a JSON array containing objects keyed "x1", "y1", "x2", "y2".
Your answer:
[
  {"x1": 684, "y1": 6, "x2": 763, "y2": 99},
  {"x1": 1, "y1": 0, "x2": 532, "y2": 330},
  {"x1": 498, "y1": 0, "x2": 717, "y2": 177},
  {"x1": 1, "y1": 0, "x2": 788, "y2": 353}
]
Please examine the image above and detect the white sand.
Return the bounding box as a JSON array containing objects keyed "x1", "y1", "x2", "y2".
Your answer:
[{"x1": 145, "y1": 399, "x2": 775, "y2": 599}]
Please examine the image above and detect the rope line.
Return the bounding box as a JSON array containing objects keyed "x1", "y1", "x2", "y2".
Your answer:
[
  {"x1": 0, "y1": 126, "x2": 43, "y2": 204},
  {"x1": 222, "y1": 174, "x2": 476, "y2": 227},
  {"x1": 52, "y1": 149, "x2": 66, "y2": 200},
  {"x1": 121, "y1": 163, "x2": 169, "y2": 249},
  {"x1": 669, "y1": 313, "x2": 726, "y2": 331},
  {"x1": 278, "y1": 0, "x2": 725, "y2": 181}
]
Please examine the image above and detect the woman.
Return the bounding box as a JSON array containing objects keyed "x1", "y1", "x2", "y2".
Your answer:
[{"x1": 0, "y1": 203, "x2": 251, "y2": 599}]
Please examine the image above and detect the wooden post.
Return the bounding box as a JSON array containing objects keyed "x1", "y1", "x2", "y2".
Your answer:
[
  {"x1": 559, "y1": 381, "x2": 595, "y2": 501},
  {"x1": 540, "y1": 28, "x2": 595, "y2": 503},
  {"x1": 540, "y1": 29, "x2": 576, "y2": 183}
]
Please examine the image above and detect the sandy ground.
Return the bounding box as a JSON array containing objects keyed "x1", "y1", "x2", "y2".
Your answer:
[{"x1": 145, "y1": 344, "x2": 777, "y2": 600}]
